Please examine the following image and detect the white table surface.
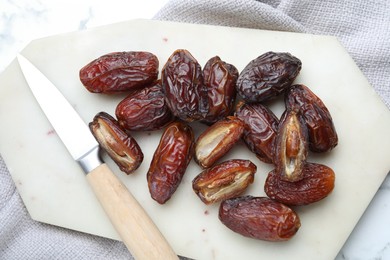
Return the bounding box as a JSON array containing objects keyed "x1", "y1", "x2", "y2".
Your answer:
[{"x1": 1, "y1": 1, "x2": 389, "y2": 259}]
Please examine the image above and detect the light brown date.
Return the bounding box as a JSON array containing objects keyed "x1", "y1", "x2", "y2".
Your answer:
[
  {"x1": 80, "y1": 51, "x2": 159, "y2": 93},
  {"x1": 275, "y1": 109, "x2": 308, "y2": 182},
  {"x1": 285, "y1": 84, "x2": 338, "y2": 152},
  {"x1": 192, "y1": 159, "x2": 256, "y2": 204},
  {"x1": 89, "y1": 112, "x2": 143, "y2": 174},
  {"x1": 147, "y1": 121, "x2": 194, "y2": 204},
  {"x1": 115, "y1": 80, "x2": 175, "y2": 131},
  {"x1": 194, "y1": 116, "x2": 245, "y2": 169},
  {"x1": 219, "y1": 196, "x2": 301, "y2": 241},
  {"x1": 264, "y1": 162, "x2": 335, "y2": 205}
]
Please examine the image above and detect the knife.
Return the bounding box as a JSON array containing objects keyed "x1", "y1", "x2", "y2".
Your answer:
[{"x1": 17, "y1": 54, "x2": 179, "y2": 260}]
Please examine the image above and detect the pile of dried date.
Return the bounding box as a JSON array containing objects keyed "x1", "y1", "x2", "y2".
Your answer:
[{"x1": 80, "y1": 49, "x2": 338, "y2": 242}]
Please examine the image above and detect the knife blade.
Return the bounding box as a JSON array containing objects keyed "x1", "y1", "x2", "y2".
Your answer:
[{"x1": 17, "y1": 54, "x2": 178, "y2": 260}]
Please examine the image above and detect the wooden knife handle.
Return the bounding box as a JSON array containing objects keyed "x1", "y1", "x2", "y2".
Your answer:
[{"x1": 86, "y1": 163, "x2": 179, "y2": 260}]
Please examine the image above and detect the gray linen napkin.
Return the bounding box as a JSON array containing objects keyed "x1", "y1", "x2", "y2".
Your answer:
[{"x1": 1, "y1": 0, "x2": 389, "y2": 259}]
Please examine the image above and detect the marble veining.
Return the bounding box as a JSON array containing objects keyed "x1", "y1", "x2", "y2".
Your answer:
[
  {"x1": 0, "y1": 0, "x2": 169, "y2": 72},
  {"x1": 0, "y1": 1, "x2": 389, "y2": 260},
  {"x1": 78, "y1": 7, "x2": 93, "y2": 31}
]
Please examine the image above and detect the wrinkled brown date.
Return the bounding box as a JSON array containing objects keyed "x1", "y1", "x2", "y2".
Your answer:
[
  {"x1": 192, "y1": 159, "x2": 256, "y2": 204},
  {"x1": 219, "y1": 196, "x2": 301, "y2": 241},
  {"x1": 285, "y1": 84, "x2": 338, "y2": 152},
  {"x1": 234, "y1": 102, "x2": 279, "y2": 163},
  {"x1": 236, "y1": 52, "x2": 302, "y2": 103},
  {"x1": 80, "y1": 51, "x2": 159, "y2": 93},
  {"x1": 147, "y1": 121, "x2": 194, "y2": 204},
  {"x1": 275, "y1": 109, "x2": 308, "y2": 182},
  {"x1": 161, "y1": 49, "x2": 208, "y2": 122},
  {"x1": 115, "y1": 80, "x2": 175, "y2": 131},
  {"x1": 264, "y1": 162, "x2": 335, "y2": 206},
  {"x1": 202, "y1": 56, "x2": 239, "y2": 124},
  {"x1": 195, "y1": 116, "x2": 245, "y2": 169},
  {"x1": 89, "y1": 112, "x2": 143, "y2": 174}
]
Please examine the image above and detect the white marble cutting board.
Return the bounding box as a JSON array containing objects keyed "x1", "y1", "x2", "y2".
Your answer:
[{"x1": 1, "y1": 19, "x2": 390, "y2": 260}]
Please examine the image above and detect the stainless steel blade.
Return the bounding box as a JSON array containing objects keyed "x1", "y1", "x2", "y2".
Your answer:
[{"x1": 17, "y1": 54, "x2": 99, "y2": 165}]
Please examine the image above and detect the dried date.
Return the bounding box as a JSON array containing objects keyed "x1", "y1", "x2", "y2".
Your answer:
[
  {"x1": 236, "y1": 52, "x2": 302, "y2": 102},
  {"x1": 161, "y1": 49, "x2": 208, "y2": 122},
  {"x1": 84, "y1": 49, "x2": 339, "y2": 243},
  {"x1": 202, "y1": 56, "x2": 238, "y2": 124},
  {"x1": 80, "y1": 51, "x2": 159, "y2": 93},
  {"x1": 219, "y1": 196, "x2": 301, "y2": 241},
  {"x1": 285, "y1": 84, "x2": 338, "y2": 152},
  {"x1": 89, "y1": 112, "x2": 143, "y2": 174},
  {"x1": 264, "y1": 162, "x2": 335, "y2": 205},
  {"x1": 147, "y1": 121, "x2": 194, "y2": 204},
  {"x1": 275, "y1": 109, "x2": 308, "y2": 182},
  {"x1": 194, "y1": 116, "x2": 245, "y2": 169},
  {"x1": 115, "y1": 80, "x2": 175, "y2": 131},
  {"x1": 192, "y1": 159, "x2": 256, "y2": 204},
  {"x1": 234, "y1": 102, "x2": 279, "y2": 163}
]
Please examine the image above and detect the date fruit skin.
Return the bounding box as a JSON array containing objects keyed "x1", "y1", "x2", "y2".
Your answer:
[
  {"x1": 285, "y1": 84, "x2": 338, "y2": 152},
  {"x1": 192, "y1": 159, "x2": 256, "y2": 204},
  {"x1": 80, "y1": 51, "x2": 159, "y2": 93},
  {"x1": 89, "y1": 112, "x2": 143, "y2": 174},
  {"x1": 264, "y1": 162, "x2": 335, "y2": 206},
  {"x1": 234, "y1": 102, "x2": 279, "y2": 164},
  {"x1": 161, "y1": 49, "x2": 209, "y2": 122},
  {"x1": 219, "y1": 196, "x2": 301, "y2": 241},
  {"x1": 115, "y1": 80, "x2": 175, "y2": 131},
  {"x1": 236, "y1": 52, "x2": 302, "y2": 103},
  {"x1": 195, "y1": 116, "x2": 245, "y2": 169},
  {"x1": 275, "y1": 109, "x2": 308, "y2": 182},
  {"x1": 147, "y1": 121, "x2": 194, "y2": 204},
  {"x1": 202, "y1": 56, "x2": 239, "y2": 124}
]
